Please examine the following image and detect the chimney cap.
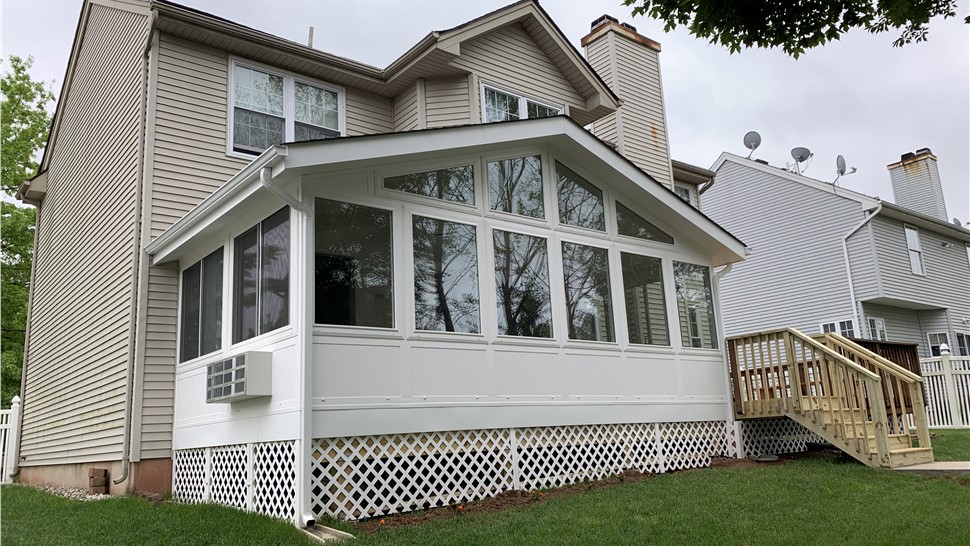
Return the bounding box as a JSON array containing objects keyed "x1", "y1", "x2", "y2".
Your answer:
[
  {"x1": 591, "y1": 14, "x2": 618, "y2": 30},
  {"x1": 900, "y1": 152, "x2": 916, "y2": 161},
  {"x1": 915, "y1": 147, "x2": 932, "y2": 156},
  {"x1": 621, "y1": 22, "x2": 637, "y2": 32}
]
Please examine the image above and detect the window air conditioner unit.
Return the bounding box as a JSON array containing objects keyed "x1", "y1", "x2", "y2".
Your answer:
[{"x1": 205, "y1": 352, "x2": 272, "y2": 403}]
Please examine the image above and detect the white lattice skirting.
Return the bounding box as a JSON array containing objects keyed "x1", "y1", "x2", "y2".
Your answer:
[
  {"x1": 739, "y1": 418, "x2": 826, "y2": 457},
  {"x1": 173, "y1": 421, "x2": 729, "y2": 521},
  {"x1": 312, "y1": 420, "x2": 728, "y2": 520}
]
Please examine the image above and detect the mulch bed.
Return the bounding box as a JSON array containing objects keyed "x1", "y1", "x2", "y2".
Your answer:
[{"x1": 352, "y1": 449, "x2": 842, "y2": 534}]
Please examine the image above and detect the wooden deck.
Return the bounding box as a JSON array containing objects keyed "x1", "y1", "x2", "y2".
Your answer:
[{"x1": 727, "y1": 329, "x2": 933, "y2": 469}]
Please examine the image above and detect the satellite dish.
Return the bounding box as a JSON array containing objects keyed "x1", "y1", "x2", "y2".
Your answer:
[
  {"x1": 789, "y1": 147, "x2": 813, "y2": 174},
  {"x1": 954, "y1": 218, "x2": 963, "y2": 227},
  {"x1": 743, "y1": 131, "x2": 761, "y2": 159},
  {"x1": 836, "y1": 155, "x2": 846, "y2": 176}
]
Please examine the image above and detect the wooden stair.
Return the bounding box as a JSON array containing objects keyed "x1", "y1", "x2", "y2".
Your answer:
[{"x1": 728, "y1": 329, "x2": 935, "y2": 469}]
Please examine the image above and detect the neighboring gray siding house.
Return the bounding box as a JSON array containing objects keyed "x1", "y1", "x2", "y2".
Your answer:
[
  {"x1": 13, "y1": 0, "x2": 743, "y2": 519},
  {"x1": 705, "y1": 149, "x2": 970, "y2": 358}
]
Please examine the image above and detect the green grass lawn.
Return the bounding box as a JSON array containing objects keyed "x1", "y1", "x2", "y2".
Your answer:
[{"x1": 3, "y1": 431, "x2": 968, "y2": 546}]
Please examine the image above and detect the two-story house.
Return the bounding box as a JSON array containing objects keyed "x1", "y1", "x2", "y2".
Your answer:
[
  {"x1": 14, "y1": 0, "x2": 748, "y2": 524},
  {"x1": 705, "y1": 148, "x2": 970, "y2": 359}
]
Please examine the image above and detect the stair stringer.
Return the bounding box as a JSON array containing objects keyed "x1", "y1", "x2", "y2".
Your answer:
[{"x1": 782, "y1": 406, "x2": 884, "y2": 468}]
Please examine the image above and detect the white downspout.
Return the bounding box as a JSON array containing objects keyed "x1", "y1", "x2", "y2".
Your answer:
[
  {"x1": 260, "y1": 163, "x2": 316, "y2": 528},
  {"x1": 712, "y1": 262, "x2": 738, "y2": 456},
  {"x1": 841, "y1": 203, "x2": 882, "y2": 339}
]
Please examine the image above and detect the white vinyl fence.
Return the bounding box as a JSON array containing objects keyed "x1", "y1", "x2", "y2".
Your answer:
[
  {"x1": 920, "y1": 347, "x2": 970, "y2": 428},
  {"x1": 1, "y1": 396, "x2": 22, "y2": 483}
]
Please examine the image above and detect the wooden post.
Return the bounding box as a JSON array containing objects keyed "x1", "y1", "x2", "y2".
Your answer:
[
  {"x1": 784, "y1": 331, "x2": 801, "y2": 411},
  {"x1": 727, "y1": 339, "x2": 744, "y2": 416},
  {"x1": 909, "y1": 382, "x2": 932, "y2": 449},
  {"x1": 867, "y1": 377, "x2": 892, "y2": 466},
  {"x1": 3, "y1": 396, "x2": 21, "y2": 484},
  {"x1": 939, "y1": 345, "x2": 964, "y2": 427}
]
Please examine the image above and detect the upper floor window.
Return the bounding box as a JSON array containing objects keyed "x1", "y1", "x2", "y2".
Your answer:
[
  {"x1": 231, "y1": 61, "x2": 343, "y2": 155},
  {"x1": 180, "y1": 248, "x2": 223, "y2": 362},
  {"x1": 867, "y1": 317, "x2": 888, "y2": 341},
  {"x1": 483, "y1": 85, "x2": 561, "y2": 123},
  {"x1": 821, "y1": 320, "x2": 855, "y2": 338},
  {"x1": 674, "y1": 184, "x2": 694, "y2": 205},
  {"x1": 903, "y1": 224, "x2": 924, "y2": 275},
  {"x1": 233, "y1": 207, "x2": 290, "y2": 342}
]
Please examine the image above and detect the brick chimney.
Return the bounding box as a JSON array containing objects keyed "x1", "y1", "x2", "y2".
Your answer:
[
  {"x1": 582, "y1": 16, "x2": 673, "y2": 189},
  {"x1": 887, "y1": 148, "x2": 948, "y2": 221}
]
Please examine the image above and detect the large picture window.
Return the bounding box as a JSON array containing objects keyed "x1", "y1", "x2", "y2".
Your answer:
[
  {"x1": 561, "y1": 242, "x2": 614, "y2": 341},
  {"x1": 488, "y1": 155, "x2": 544, "y2": 219},
  {"x1": 556, "y1": 162, "x2": 605, "y2": 231},
  {"x1": 621, "y1": 252, "x2": 669, "y2": 346},
  {"x1": 233, "y1": 207, "x2": 290, "y2": 343},
  {"x1": 180, "y1": 248, "x2": 224, "y2": 362},
  {"x1": 231, "y1": 62, "x2": 342, "y2": 155},
  {"x1": 413, "y1": 216, "x2": 480, "y2": 333},
  {"x1": 493, "y1": 229, "x2": 552, "y2": 338},
  {"x1": 673, "y1": 262, "x2": 717, "y2": 349},
  {"x1": 315, "y1": 199, "x2": 394, "y2": 328}
]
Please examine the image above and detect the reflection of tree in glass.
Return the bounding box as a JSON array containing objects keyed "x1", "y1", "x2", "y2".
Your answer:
[
  {"x1": 561, "y1": 242, "x2": 614, "y2": 341},
  {"x1": 413, "y1": 217, "x2": 480, "y2": 333},
  {"x1": 616, "y1": 202, "x2": 674, "y2": 244},
  {"x1": 384, "y1": 166, "x2": 475, "y2": 205},
  {"x1": 556, "y1": 163, "x2": 605, "y2": 231},
  {"x1": 493, "y1": 230, "x2": 551, "y2": 337},
  {"x1": 315, "y1": 199, "x2": 393, "y2": 327},
  {"x1": 488, "y1": 156, "x2": 544, "y2": 218}
]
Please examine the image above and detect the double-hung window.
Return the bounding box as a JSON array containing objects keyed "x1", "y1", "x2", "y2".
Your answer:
[
  {"x1": 233, "y1": 207, "x2": 290, "y2": 343},
  {"x1": 231, "y1": 61, "x2": 343, "y2": 155},
  {"x1": 867, "y1": 317, "x2": 888, "y2": 340},
  {"x1": 904, "y1": 224, "x2": 924, "y2": 275},
  {"x1": 956, "y1": 333, "x2": 970, "y2": 356},
  {"x1": 928, "y1": 333, "x2": 949, "y2": 356},
  {"x1": 180, "y1": 248, "x2": 224, "y2": 362},
  {"x1": 483, "y1": 85, "x2": 561, "y2": 123}
]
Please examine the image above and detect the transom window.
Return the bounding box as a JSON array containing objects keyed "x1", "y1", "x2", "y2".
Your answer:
[
  {"x1": 483, "y1": 85, "x2": 561, "y2": 123},
  {"x1": 556, "y1": 162, "x2": 605, "y2": 231},
  {"x1": 904, "y1": 224, "x2": 924, "y2": 275},
  {"x1": 231, "y1": 61, "x2": 342, "y2": 155},
  {"x1": 673, "y1": 262, "x2": 717, "y2": 348},
  {"x1": 233, "y1": 207, "x2": 290, "y2": 343},
  {"x1": 488, "y1": 155, "x2": 544, "y2": 219},
  {"x1": 616, "y1": 202, "x2": 674, "y2": 244},
  {"x1": 383, "y1": 165, "x2": 475, "y2": 205},
  {"x1": 180, "y1": 248, "x2": 223, "y2": 362}
]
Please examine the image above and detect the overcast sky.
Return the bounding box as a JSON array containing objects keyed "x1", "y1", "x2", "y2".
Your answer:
[{"x1": 2, "y1": 0, "x2": 968, "y2": 221}]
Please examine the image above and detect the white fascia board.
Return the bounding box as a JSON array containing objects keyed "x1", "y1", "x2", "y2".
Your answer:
[
  {"x1": 712, "y1": 152, "x2": 880, "y2": 209},
  {"x1": 876, "y1": 203, "x2": 970, "y2": 242},
  {"x1": 146, "y1": 146, "x2": 287, "y2": 263}
]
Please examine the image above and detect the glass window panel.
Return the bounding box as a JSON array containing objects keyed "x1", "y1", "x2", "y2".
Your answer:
[
  {"x1": 413, "y1": 217, "x2": 480, "y2": 333},
  {"x1": 562, "y1": 242, "x2": 614, "y2": 342},
  {"x1": 233, "y1": 108, "x2": 283, "y2": 154},
  {"x1": 484, "y1": 87, "x2": 519, "y2": 122},
  {"x1": 675, "y1": 186, "x2": 691, "y2": 203},
  {"x1": 180, "y1": 262, "x2": 201, "y2": 362},
  {"x1": 233, "y1": 226, "x2": 259, "y2": 343},
  {"x1": 909, "y1": 249, "x2": 923, "y2": 275},
  {"x1": 673, "y1": 262, "x2": 717, "y2": 349},
  {"x1": 621, "y1": 252, "x2": 669, "y2": 346},
  {"x1": 315, "y1": 199, "x2": 394, "y2": 328},
  {"x1": 295, "y1": 82, "x2": 338, "y2": 131},
  {"x1": 384, "y1": 166, "x2": 475, "y2": 205},
  {"x1": 556, "y1": 162, "x2": 605, "y2": 231},
  {"x1": 294, "y1": 123, "x2": 339, "y2": 142},
  {"x1": 616, "y1": 202, "x2": 674, "y2": 244},
  {"x1": 200, "y1": 248, "x2": 223, "y2": 355},
  {"x1": 488, "y1": 156, "x2": 544, "y2": 218},
  {"x1": 904, "y1": 226, "x2": 920, "y2": 249},
  {"x1": 260, "y1": 207, "x2": 290, "y2": 334},
  {"x1": 527, "y1": 101, "x2": 559, "y2": 119},
  {"x1": 493, "y1": 229, "x2": 552, "y2": 338}
]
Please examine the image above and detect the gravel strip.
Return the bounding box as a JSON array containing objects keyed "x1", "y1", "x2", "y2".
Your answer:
[{"x1": 10, "y1": 483, "x2": 111, "y2": 502}]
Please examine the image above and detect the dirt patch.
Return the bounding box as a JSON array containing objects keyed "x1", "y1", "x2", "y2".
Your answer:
[{"x1": 353, "y1": 451, "x2": 840, "y2": 534}]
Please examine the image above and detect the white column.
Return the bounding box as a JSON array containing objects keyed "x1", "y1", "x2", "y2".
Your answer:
[{"x1": 3, "y1": 396, "x2": 21, "y2": 483}]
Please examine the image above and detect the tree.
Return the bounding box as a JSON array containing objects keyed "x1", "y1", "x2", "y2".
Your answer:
[
  {"x1": 1, "y1": 55, "x2": 54, "y2": 406},
  {"x1": 623, "y1": 0, "x2": 966, "y2": 57}
]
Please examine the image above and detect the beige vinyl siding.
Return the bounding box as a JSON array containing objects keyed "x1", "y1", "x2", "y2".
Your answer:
[
  {"x1": 393, "y1": 81, "x2": 420, "y2": 131},
  {"x1": 871, "y1": 216, "x2": 970, "y2": 319},
  {"x1": 20, "y1": 4, "x2": 149, "y2": 466},
  {"x1": 346, "y1": 87, "x2": 393, "y2": 135},
  {"x1": 452, "y1": 24, "x2": 585, "y2": 120},
  {"x1": 584, "y1": 34, "x2": 619, "y2": 148},
  {"x1": 425, "y1": 77, "x2": 470, "y2": 128},
  {"x1": 704, "y1": 160, "x2": 864, "y2": 337}
]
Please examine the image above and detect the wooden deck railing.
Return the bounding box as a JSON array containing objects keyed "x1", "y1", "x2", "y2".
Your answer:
[{"x1": 727, "y1": 328, "x2": 933, "y2": 466}]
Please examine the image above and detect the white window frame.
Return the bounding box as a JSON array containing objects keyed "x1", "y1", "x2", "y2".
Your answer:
[
  {"x1": 927, "y1": 332, "x2": 949, "y2": 356},
  {"x1": 820, "y1": 319, "x2": 855, "y2": 337},
  {"x1": 480, "y1": 82, "x2": 562, "y2": 123},
  {"x1": 903, "y1": 224, "x2": 924, "y2": 275},
  {"x1": 956, "y1": 333, "x2": 970, "y2": 356},
  {"x1": 673, "y1": 183, "x2": 696, "y2": 207},
  {"x1": 228, "y1": 57, "x2": 346, "y2": 158},
  {"x1": 867, "y1": 317, "x2": 888, "y2": 341}
]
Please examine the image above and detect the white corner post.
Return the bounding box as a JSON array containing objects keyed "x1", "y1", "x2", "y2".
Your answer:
[
  {"x1": 4, "y1": 396, "x2": 22, "y2": 483},
  {"x1": 939, "y1": 345, "x2": 963, "y2": 427}
]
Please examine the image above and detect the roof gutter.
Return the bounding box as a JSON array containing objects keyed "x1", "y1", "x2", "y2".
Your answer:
[{"x1": 842, "y1": 203, "x2": 883, "y2": 339}]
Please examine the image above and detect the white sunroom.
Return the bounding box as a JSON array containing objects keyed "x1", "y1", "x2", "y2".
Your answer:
[{"x1": 146, "y1": 116, "x2": 747, "y2": 523}]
